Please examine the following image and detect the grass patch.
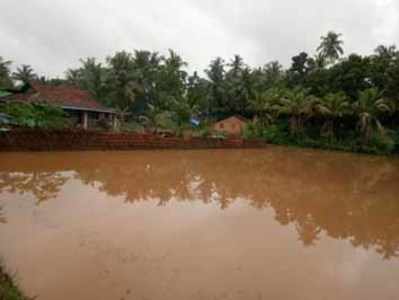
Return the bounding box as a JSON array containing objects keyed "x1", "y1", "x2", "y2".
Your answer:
[{"x1": 0, "y1": 265, "x2": 28, "y2": 300}]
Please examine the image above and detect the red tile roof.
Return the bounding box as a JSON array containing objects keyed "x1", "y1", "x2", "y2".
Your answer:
[
  {"x1": 5, "y1": 82, "x2": 114, "y2": 113},
  {"x1": 216, "y1": 115, "x2": 249, "y2": 124}
]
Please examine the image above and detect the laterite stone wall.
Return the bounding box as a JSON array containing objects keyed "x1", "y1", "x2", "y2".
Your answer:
[{"x1": 0, "y1": 130, "x2": 268, "y2": 152}]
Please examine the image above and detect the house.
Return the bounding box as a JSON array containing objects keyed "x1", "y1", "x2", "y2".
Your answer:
[
  {"x1": 213, "y1": 115, "x2": 248, "y2": 137},
  {"x1": 1, "y1": 82, "x2": 116, "y2": 129}
]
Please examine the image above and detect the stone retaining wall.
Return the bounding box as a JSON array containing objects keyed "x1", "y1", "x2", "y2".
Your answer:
[{"x1": 0, "y1": 130, "x2": 268, "y2": 151}]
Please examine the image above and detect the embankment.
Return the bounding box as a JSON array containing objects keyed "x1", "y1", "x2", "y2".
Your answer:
[{"x1": 0, "y1": 130, "x2": 268, "y2": 152}]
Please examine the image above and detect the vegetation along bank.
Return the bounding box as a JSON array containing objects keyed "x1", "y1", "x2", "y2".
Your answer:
[
  {"x1": 0, "y1": 264, "x2": 28, "y2": 300},
  {"x1": 1, "y1": 31, "x2": 399, "y2": 154}
]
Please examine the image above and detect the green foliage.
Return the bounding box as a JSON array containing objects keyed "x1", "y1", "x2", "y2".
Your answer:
[
  {"x1": 244, "y1": 121, "x2": 288, "y2": 143},
  {"x1": 275, "y1": 87, "x2": 318, "y2": 136},
  {"x1": 316, "y1": 92, "x2": 350, "y2": 139},
  {"x1": 241, "y1": 81, "x2": 399, "y2": 154},
  {"x1": 0, "y1": 265, "x2": 28, "y2": 300},
  {"x1": 120, "y1": 121, "x2": 145, "y2": 133},
  {"x1": 12, "y1": 65, "x2": 37, "y2": 83},
  {"x1": 0, "y1": 102, "x2": 67, "y2": 129},
  {"x1": 194, "y1": 126, "x2": 211, "y2": 138},
  {"x1": 353, "y1": 88, "x2": 394, "y2": 143},
  {"x1": 317, "y1": 31, "x2": 344, "y2": 64},
  {"x1": 66, "y1": 58, "x2": 109, "y2": 104},
  {"x1": 393, "y1": 130, "x2": 399, "y2": 153},
  {"x1": 3, "y1": 30, "x2": 399, "y2": 154},
  {"x1": 242, "y1": 121, "x2": 260, "y2": 140},
  {"x1": 0, "y1": 56, "x2": 13, "y2": 88},
  {"x1": 362, "y1": 133, "x2": 395, "y2": 154},
  {"x1": 153, "y1": 111, "x2": 178, "y2": 130}
]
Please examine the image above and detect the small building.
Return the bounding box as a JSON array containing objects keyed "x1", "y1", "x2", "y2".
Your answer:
[
  {"x1": 213, "y1": 115, "x2": 248, "y2": 137},
  {"x1": 1, "y1": 82, "x2": 116, "y2": 129}
]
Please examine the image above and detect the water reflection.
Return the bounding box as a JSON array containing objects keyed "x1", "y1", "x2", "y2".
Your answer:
[
  {"x1": 0, "y1": 206, "x2": 5, "y2": 224},
  {"x1": 0, "y1": 149, "x2": 399, "y2": 259},
  {"x1": 0, "y1": 171, "x2": 70, "y2": 204}
]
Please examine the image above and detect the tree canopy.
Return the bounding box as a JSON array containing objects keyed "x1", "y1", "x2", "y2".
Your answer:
[{"x1": 2, "y1": 31, "x2": 399, "y2": 153}]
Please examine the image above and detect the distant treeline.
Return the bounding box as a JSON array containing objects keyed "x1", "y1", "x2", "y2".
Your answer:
[{"x1": 1, "y1": 31, "x2": 399, "y2": 153}]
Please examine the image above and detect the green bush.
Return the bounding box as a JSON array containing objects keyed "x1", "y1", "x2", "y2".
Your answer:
[
  {"x1": 243, "y1": 117, "x2": 396, "y2": 155},
  {"x1": 360, "y1": 133, "x2": 395, "y2": 155},
  {"x1": 242, "y1": 121, "x2": 260, "y2": 139},
  {"x1": 393, "y1": 130, "x2": 399, "y2": 153},
  {"x1": 194, "y1": 126, "x2": 211, "y2": 138},
  {"x1": 243, "y1": 121, "x2": 289, "y2": 144},
  {"x1": 0, "y1": 265, "x2": 28, "y2": 300},
  {"x1": 120, "y1": 121, "x2": 145, "y2": 133},
  {"x1": 263, "y1": 124, "x2": 290, "y2": 144},
  {"x1": 0, "y1": 102, "x2": 67, "y2": 129}
]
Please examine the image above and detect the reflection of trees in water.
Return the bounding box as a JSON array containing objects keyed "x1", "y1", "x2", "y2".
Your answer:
[
  {"x1": 1, "y1": 149, "x2": 399, "y2": 259},
  {"x1": 0, "y1": 171, "x2": 70, "y2": 204},
  {"x1": 0, "y1": 205, "x2": 5, "y2": 224},
  {"x1": 71, "y1": 150, "x2": 399, "y2": 259}
]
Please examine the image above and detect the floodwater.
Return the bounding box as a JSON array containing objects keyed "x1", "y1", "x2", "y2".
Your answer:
[{"x1": 0, "y1": 148, "x2": 399, "y2": 300}]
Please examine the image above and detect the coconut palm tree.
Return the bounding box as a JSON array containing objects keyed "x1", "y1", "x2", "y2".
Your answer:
[
  {"x1": 0, "y1": 56, "x2": 13, "y2": 88},
  {"x1": 139, "y1": 104, "x2": 177, "y2": 133},
  {"x1": 312, "y1": 53, "x2": 327, "y2": 70},
  {"x1": 65, "y1": 69, "x2": 82, "y2": 85},
  {"x1": 12, "y1": 64, "x2": 38, "y2": 83},
  {"x1": 317, "y1": 31, "x2": 344, "y2": 64},
  {"x1": 316, "y1": 92, "x2": 350, "y2": 139},
  {"x1": 249, "y1": 88, "x2": 283, "y2": 127},
  {"x1": 275, "y1": 88, "x2": 317, "y2": 136},
  {"x1": 374, "y1": 45, "x2": 397, "y2": 60},
  {"x1": 106, "y1": 51, "x2": 143, "y2": 124},
  {"x1": 353, "y1": 88, "x2": 395, "y2": 143}
]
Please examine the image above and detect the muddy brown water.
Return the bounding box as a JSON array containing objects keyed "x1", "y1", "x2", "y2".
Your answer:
[{"x1": 0, "y1": 147, "x2": 399, "y2": 300}]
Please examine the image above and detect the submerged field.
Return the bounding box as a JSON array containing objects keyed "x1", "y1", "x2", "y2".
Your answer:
[{"x1": 0, "y1": 148, "x2": 399, "y2": 300}]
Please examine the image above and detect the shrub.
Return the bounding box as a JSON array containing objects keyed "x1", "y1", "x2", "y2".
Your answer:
[
  {"x1": 0, "y1": 264, "x2": 28, "y2": 300},
  {"x1": 0, "y1": 102, "x2": 67, "y2": 129},
  {"x1": 243, "y1": 120, "x2": 289, "y2": 143},
  {"x1": 243, "y1": 121, "x2": 260, "y2": 139},
  {"x1": 120, "y1": 121, "x2": 145, "y2": 133},
  {"x1": 361, "y1": 132, "x2": 395, "y2": 155},
  {"x1": 197, "y1": 126, "x2": 211, "y2": 138},
  {"x1": 262, "y1": 124, "x2": 290, "y2": 144},
  {"x1": 392, "y1": 130, "x2": 399, "y2": 153}
]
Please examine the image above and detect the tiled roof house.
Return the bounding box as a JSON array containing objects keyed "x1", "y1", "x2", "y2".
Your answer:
[{"x1": 2, "y1": 82, "x2": 115, "y2": 129}]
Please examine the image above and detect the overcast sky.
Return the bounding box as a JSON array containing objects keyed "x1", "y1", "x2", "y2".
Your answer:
[{"x1": 1, "y1": 0, "x2": 398, "y2": 78}]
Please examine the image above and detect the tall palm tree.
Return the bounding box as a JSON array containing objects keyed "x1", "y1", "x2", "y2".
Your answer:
[
  {"x1": 65, "y1": 69, "x2": 82, "y2": 85},
  {"x1": 317, "y1": 31, "x2": 344, "y2": 64},
  {"x1": 276, "y1": 88, "x2": 317, "y2": 136},
  {"x1": 78, "y1": 57, "x2": 109, "y2": 101},
  {"x1": 249, "y1": 88, "x2": 283, "y2": 126},
  {"x1": 313, "y1": 53, "x2": 327, "y2": 70},
  {"x1": 374, "y1": 45, "x2": 397, "y2": 60},
  {"x1": 316, "y1": 93, "x2": 350, "y2": 139},
  {"x1": 0, "y1": 56, "x2": 13, "y2": 88},
  {"x1": 139, "y1": 104, "x2": 176, "y2": 133},
  {"x1": 353, "y1": 88, "x2": 395, "y2": 143},
  {"x1": 106, "y1": 51, "x2": 143, "y2": 124},
  {"x1": 12, "y1": 64, "x2": 37, "y2": 83}
]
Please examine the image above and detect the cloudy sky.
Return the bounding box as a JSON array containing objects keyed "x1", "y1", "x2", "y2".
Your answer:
[{"x1": 1, "y1": 0, "x2": 398, "y2": 78}]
